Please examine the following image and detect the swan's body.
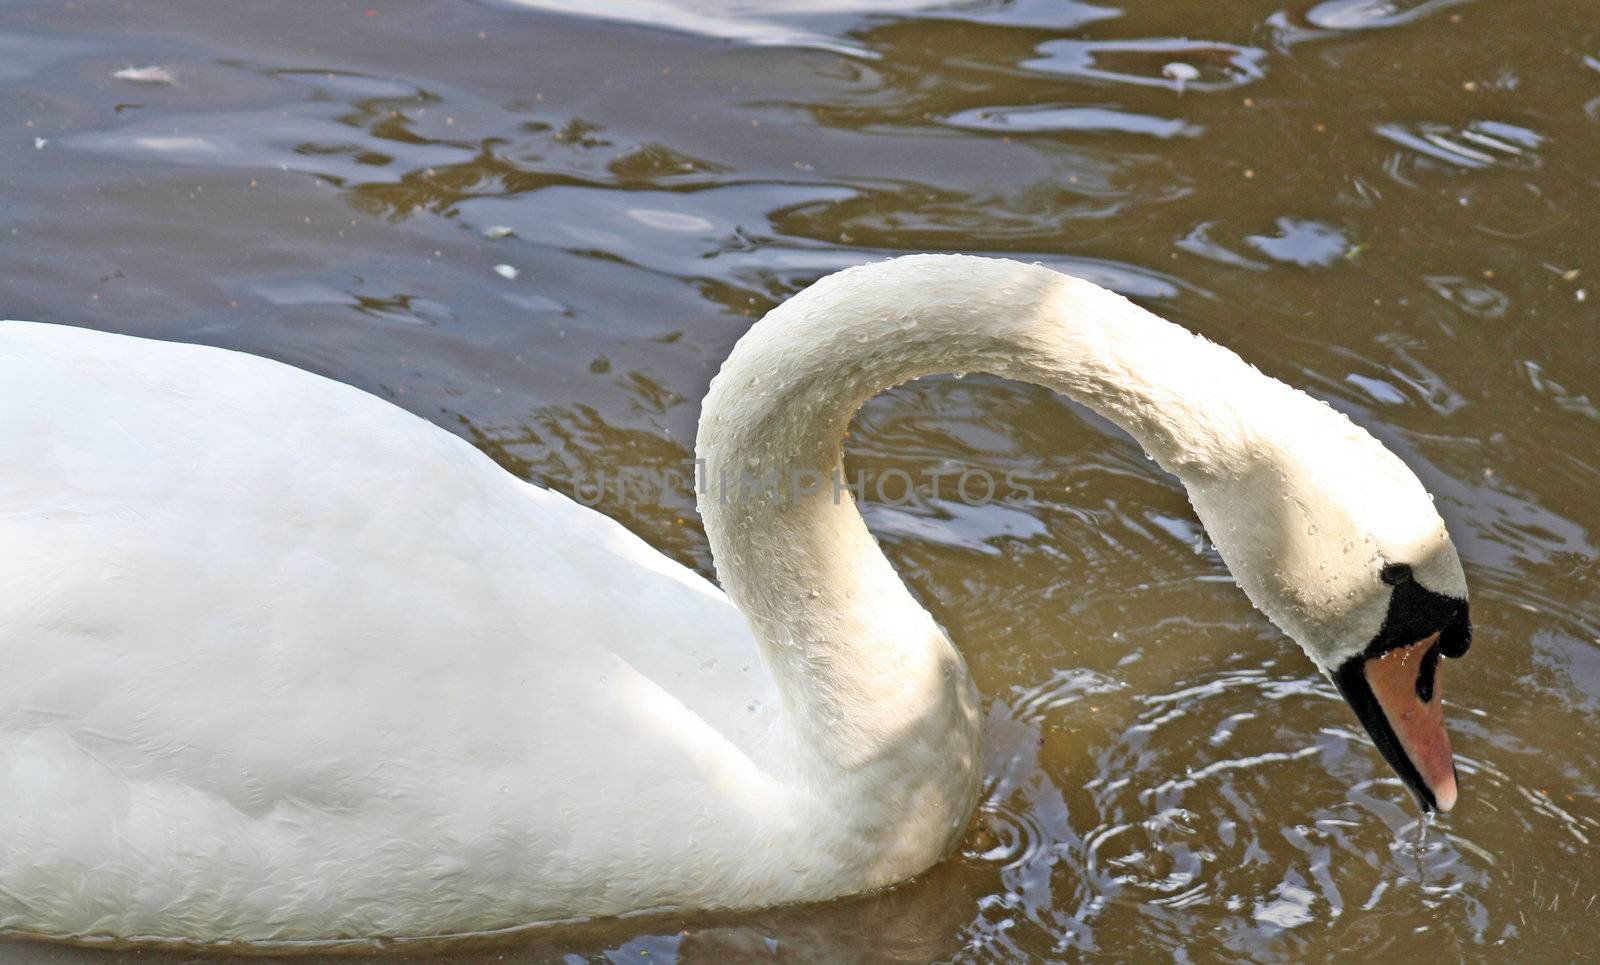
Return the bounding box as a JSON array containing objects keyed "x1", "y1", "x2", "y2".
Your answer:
[
  {"x1": 0, "y1": 255, "x2": 1470, "y2": 946},
  {"x1": 0, "y1": 323, "x2": 836, "y2": 942}
]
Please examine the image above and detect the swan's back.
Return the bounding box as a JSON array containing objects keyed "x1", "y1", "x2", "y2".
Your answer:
[{"x1": 0, "y1": 322, "x2": 788, "y2": 943}]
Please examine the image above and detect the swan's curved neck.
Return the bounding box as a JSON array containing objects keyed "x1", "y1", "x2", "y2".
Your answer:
[{"x1": 696, "y1": 255, "x2": 1268, "y2": 770}]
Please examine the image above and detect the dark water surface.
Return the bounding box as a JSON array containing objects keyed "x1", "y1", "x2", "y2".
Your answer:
[{"x1": 3, "y1": 0, "x2": 1598, "y2": 961}]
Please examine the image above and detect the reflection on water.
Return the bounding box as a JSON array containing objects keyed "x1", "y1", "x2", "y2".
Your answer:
[
  {"x1": 2, "y1": 0, "x2": 1598, "y2": 959},
  {"x1": 493, "y1": 0, "x2": 1121, "y2": 56},
  {"x1": 1021, "y1": 37, "x2": 1268, "y2": 92}
]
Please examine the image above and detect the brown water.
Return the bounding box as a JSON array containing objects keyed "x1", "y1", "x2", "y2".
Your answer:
[{"x1": 3, "y1": 0, "x2": 1598, "y2": 961}]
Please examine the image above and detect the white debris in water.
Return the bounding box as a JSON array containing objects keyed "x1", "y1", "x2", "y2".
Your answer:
[
  {"x1": 112, "y1": 65, "x2": 178, "y2": 84},
  {"x1": 1161, "y1": 62, "x2": 1199, "y2": 93},
  {"x1": 493, "y1": 264, "x2": 519, "y2": 280},
  {"x1": 32, "y1": 137, "x2": 47, "y2": 150},
  {"x1": 482, "y1": 225, "x2": 515, "y2": 239}
]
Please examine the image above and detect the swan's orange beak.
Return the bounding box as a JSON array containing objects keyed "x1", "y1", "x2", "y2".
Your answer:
[
  {"x1": 1363, "y1": 633, "x2": 1457, "y2": 811},
  {"x1": 1334, "y1": 631, "x2": 1460, "y2": 812}
]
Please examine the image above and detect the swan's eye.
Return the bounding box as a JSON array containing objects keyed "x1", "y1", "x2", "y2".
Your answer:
[{"x1": 1380, "y1": 562, "x2": 1413, "y2": 586}]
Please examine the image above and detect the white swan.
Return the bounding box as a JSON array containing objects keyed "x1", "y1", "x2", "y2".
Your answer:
[{"x1": 0, "y1": 254, "x2": 1471, "y2": 948}]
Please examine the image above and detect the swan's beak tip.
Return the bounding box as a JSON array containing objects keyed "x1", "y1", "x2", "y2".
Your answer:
[{"x1": 1432, "y1": 770, "x2": 1458, "y2": 812}]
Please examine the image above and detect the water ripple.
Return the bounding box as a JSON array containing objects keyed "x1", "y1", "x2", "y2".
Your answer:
[
  {"x1": 1023, "y1": 38, "x2": 1268, "y2": 92},
  {"x1": 1376, "y1": 119, "x2": 1544, "y2": 171},
  {"x1": 943, "y1": 104, "x2": 1201, "y2": 139}
]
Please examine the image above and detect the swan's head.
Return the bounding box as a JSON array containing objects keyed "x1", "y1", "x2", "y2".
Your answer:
[{"x1": 1180, "y1": 394, "x2": 1471, "y2": 813}]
